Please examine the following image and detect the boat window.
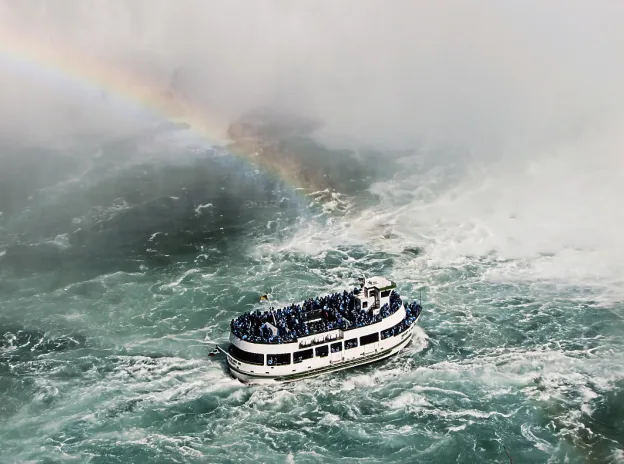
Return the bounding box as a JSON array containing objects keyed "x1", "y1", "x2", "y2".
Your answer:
[
  {"x1": 362, "y1": 301, "x2": 368, "y2": 309},
  {"x1": 360, "y1": 332, "x2": 379, "y2": 346},
  {"x1": 315, "y1": 345, "x2": 329, "y2": 357},
  {"x1": 267, "y1": 353, "x2": 291, "y2": 366},
  {"x1": 380, "y1": 290, "x2": 390, "y2": 298},
  {"x1": 345, "y1": 338, "x2": 358, "y2": 350},
  {"x1": 399, "y1": 320, "x2": 408, "y2": 331},
  {"x1": 382, "y1": 318, "x2": 408, "y2": 340},
  {"x1": 294, "y1": 348, "x2": 313, "y2": 363},
  {"x1": 228, "y1": 345, "x2": 264, "y2": 365},
  {"x1": 331, "y1": 342, "x2": 342, "y2": 353}
]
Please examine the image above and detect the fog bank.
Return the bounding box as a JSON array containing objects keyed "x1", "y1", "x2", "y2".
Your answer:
[{"x1": 1, "y1": 1, "x2": 623, "y2": 154}]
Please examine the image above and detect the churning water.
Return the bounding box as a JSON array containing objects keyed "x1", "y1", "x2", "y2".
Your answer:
[{"x1": 1, "y1": 123, "x2": 623, "y2": 464}]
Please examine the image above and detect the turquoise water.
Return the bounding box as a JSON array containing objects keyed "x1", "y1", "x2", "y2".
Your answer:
[{"x1": 1, "y1": 131, "x2": 623, "y2": 463}]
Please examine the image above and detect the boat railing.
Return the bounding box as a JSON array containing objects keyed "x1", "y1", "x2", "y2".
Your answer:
[{"x1": 299, "y1": 332, "x2": 343, "y2": 349}]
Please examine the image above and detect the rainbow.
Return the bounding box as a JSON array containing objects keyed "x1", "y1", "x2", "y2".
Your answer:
[{"x1": 0, "y1": 24, "x2": 311, "y2": 193}]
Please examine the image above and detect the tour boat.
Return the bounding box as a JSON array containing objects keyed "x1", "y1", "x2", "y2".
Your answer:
[{"x1": 215, "y1": 276, "x2": 422, "y2": 384}]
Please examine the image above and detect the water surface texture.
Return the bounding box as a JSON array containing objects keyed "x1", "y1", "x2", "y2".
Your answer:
[{"x1": 1, "y1": 125, "x2": 623, "y2": 464}]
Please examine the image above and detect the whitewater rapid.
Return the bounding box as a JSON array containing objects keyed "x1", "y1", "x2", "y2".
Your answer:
[{"x1": 1, "y1": 126, "x2": 623, "y2": 463}]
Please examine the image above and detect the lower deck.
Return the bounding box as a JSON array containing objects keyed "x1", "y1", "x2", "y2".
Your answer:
[{"x1": 221, "y1": 312, "x2": 420, "y2": 383}]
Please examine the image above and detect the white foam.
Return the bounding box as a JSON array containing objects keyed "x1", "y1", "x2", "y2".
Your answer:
[
  {"x1": 45, "y1": 233, "x2": 71, "y2": 249},
  {"x1": 194, "y1": 203, "x2": 213, "y2": 215},
  {"x1": 521, "y1": 423, "x2": 555, "y2": 454},
  {"x1": 447, "y1": 424, "x2": 467, "y2": 433},
  {"x1": 320, "y1": 413, "x2": 341, "y2": 425},
  {"x1": 148, "y1": 231, "x2": 167, "y2": 242},
  {"x1": 161, "y1": 268, "x2": 201, "y2": 289},
  {"x1": 259, "y1": 120, "x2": 624, "y2": 304},
  {"x1": 385, "y1": 391, "x2": 431, "y2": 409},
  {"x1": 246, "y1": 388, "x2": 298, "y2": 409},
  {"x1": 379, "y1": 126, "x2": 624, "y2": 300},
  {"x1": 612, "y1": 449, "x2": 624, "y2": 464}
]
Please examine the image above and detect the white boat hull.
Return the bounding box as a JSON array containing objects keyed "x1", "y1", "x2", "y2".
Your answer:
[{"x1": 226, "y1": 321, "x2": 418, "y2": 384}]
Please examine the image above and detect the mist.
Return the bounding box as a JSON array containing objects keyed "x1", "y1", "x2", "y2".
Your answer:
[
  {"x1": 0, "y1": 0, "x2": 622, "y2": 152},
  {"x1": 2, "y1": 1, "x2": 624, "y2": 293}
]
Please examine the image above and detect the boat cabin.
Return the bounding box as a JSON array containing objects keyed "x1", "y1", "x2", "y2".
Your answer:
[{"x1": 354, "y1": 277, "x2": 396, "y2": 315}]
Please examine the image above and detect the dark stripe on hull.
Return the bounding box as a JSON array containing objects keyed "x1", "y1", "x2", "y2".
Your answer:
[{"x1": 227, "y1": 327, "x2": 415, "y2": 383}]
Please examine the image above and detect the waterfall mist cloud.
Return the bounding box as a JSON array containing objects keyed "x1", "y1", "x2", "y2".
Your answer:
[
  {"x1": 1, "y1": 0, "x2": 623, "y2": 153},
  {"x1": 1, "y1": 1, "x2": 623, "y2": 295}
]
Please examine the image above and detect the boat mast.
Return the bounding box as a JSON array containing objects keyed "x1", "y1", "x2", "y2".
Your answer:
[{"x1": 263, "y1": 291, "x2": 277, "y2": 325}]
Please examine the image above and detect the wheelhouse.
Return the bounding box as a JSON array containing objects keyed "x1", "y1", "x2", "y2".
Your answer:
[{"x1": 353, "y1": 276, "x2": 396, "y2": 313}]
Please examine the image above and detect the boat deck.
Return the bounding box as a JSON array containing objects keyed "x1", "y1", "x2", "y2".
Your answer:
[{"x1": 231, "y1": 289, "x2": 404, "y2": 344}]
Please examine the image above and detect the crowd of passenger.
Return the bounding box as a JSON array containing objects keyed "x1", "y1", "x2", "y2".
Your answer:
[
  {"x1": 381, "y1": 301, "x2": 422, "y2": 339},
  {"x1": 230, "y1": 287, "x2": 411, "y2": 344}
]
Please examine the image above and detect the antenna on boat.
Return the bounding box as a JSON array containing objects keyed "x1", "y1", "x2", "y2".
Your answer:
[{"x1": 268, "y1": 293, "x2": 277, "y2": 325}]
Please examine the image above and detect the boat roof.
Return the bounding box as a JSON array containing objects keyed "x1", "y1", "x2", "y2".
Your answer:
[{"x1": 364, "y1": 276, "x2": 396, "y2": 291}]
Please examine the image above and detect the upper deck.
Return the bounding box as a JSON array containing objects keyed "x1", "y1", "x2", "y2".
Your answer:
[{"x1": 230, "y1": 278, "x2": 403, "y2": 344}]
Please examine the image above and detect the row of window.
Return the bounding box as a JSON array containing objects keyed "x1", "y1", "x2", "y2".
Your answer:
[
  {"x1": 380, "y1": 319, "x2": 409, "y2": 340},
  {"x1": 229, "y1": 332, "x2": 382, "y2": 366}
]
